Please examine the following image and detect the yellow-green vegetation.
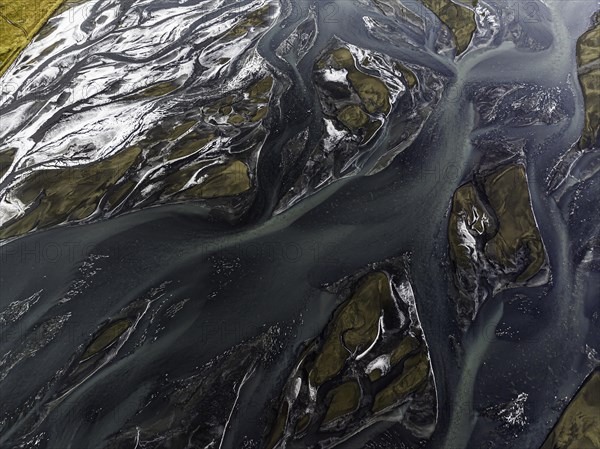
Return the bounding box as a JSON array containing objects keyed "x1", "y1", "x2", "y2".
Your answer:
[
  {"x1": 483, "y1": 165, "x2": 545, "y2": 282},
  {"x1": 0, "y1": 148, "x2": 16, "y2": 178},
  {"x1": 106, "y1": 179, "x2": 136, "y2": 208},
  {"x1": 448, "y1": 182, "x2": 497, "y2": 269},
  {"x1": 295, "y1": 414, "x2": 310, "y2": 433},
  {"x1": 578, "y1": 70, "x2": 599, "y2": 149},
  {"x1": 338, "y1": 105, "x2": 370, "y2": 130},
  {"x1": 317, "y1": 47, "x2": 389, "y2": 141},
  {"x1": 576, "y1": 12, "x2": 600, "y2": 67},
  {"x1": 167, "y1": 132, "x2": 215, "y2": 160},
  {"x1": 322, "y1": 381, "x2": 361, "y2": 424},
  {"x1": 329, "y1": 47, "x2": 354, "y2": 68},
  {"x1": 372, "y1": 351, "x2": 429, "y2": 413},
  {"x1": 329, "y1": 48, "x2": 390, "y2": 115},
  {"x1": 450, "y1": 165, "x2": 544, "y2": 281},
  {"x1": 168, "y1": 121, "x2": 197, "y2": 141},
  {"x1": 206, "y1": 95, "x2": 236, "y2": 114},
  {"x1": 163, "y1": 161, "x2": 210, "y2": 195},
  {"x1": 456, "y1": 0, "x2": 478, "y2": 7},
  {"x1": 540, "y1": 369, "x2": 600, "y2": 449},
  {"x1": 265, "y1": 269, "x2": 434, "y2": 445},
  {"x1": 225, "y1": 5, "x2": 272, "y2": 40},
  {"x1": 130, "y1": 81, "x2": 179, "y2": 99},
  {"x1": 249, "y1": 77, "x2": 273, "y2": 102},
  {"x1": 576, "y1": 13, "x2": 600, "y2": 149},
  {"x1": 0, "y1": 0, "x2": 65, "y2": 77},
  {"x1": 309, "y1": 272, "x2": 389, "y2": 386},
  {"x1": 251, "y1": 106, "x2": 269, "y2": 122},
  {"x1": 204, "y1": 77, "x2": 272, "y2": 126},
  {"x1": 419, "y1": 0, "x2": 477, "y2": 55},
  {"x1": 389, "y1": 335, "x2": 420, "y2": 366},
  {"x1": 0, "y1": 146, "x2": 141, "y2": 239},
  {"x1": 395, "y1": 63, "x2": 418, "y2": 89},
  {"x1": 368, "y1": 368, "x2": 382, "y2": 382},
  {"x1": 178, "y1": 160, "x2": 251, "y2": 199},
  {"x1": 227, "y1": 114, "x2": 246, "y2": 125},
  {"x1": 348, "y1": 70, "x2": 390, "y2": 115},
  {"x1": 266, "y1": 402, "x2": 288, "y2": 449},
  {"x1": 82, "y1": 319, "x2": 132, "y2": 360}
]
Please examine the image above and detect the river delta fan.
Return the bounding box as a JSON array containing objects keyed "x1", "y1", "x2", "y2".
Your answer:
[{"x1": 0, "y1": 0, "x2": 599, "y2": 449}]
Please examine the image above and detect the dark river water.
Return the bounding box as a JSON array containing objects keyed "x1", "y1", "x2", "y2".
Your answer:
[{"x1": 0, "y1": 0, "x2": 599, "y2": 448}]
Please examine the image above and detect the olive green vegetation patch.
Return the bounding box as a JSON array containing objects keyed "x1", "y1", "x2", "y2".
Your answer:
[
  {"x1": 389, "y1": 335, "x2": 421, "y2": 366},
  {"x1": 368, "y1": 368, "x2": 382, "y2": 382},
  {"x1": 249, "y1": 76, "x2": 273, "y2": 102},
  {"x1": 317, "y1": 47, "x2": 390, "y2": 142},
  {"x1": 347, "y1": 70, "x2": 390, "y2": 115},
  {"x1": 225, "y1": 5, "x2": 272, "y2": 40},
  {"x1": 419, "y1": 0, "x2": 476, "y2": 55},
  {"x1": 168, "y1": 120, "x2": 197, "y2": 141},
  {"x1": 577, "y1": 13, "x2": 600, "y2": 149},
  {"x1": 372, "y1": 351, "x2": 429, "y2": 413},
  {"x1": 163, "y1": 161, "x2": 211, "y2": 195},
  {"x1": 265, "y1": 269, "x2": 435, "y2": 444},
  {"x1": 540, "y1": 369, "x2": 600, "y2": 449},
  {"x1": 206, "y1": 95, "x2": 236, "y2": 114},
  {"x1": 456, "y1": 0, "x2": 478, "y2": 7},
  {"x1": 82, "y1": 319, "x2": 132, "y2": 360},
  {"x1": 331, "y1": 47, "x2": 355, "y2": 68},
  {"x1": 204, "y1": 77, "x2": 273, "y2": 126},
  {"x1": 167, "y1": 133, "x2": 215, "y2": 160},
  {"x1": 449, "y1": 165, "x2": 545, "y2": 283},
  {"x1": 0, "y1": 145, "x2": 141, "y2": 239},
  {"x1": 251, "y1": 106, "x2": 269, "y2": 122},
  {"x1": 106, "y1": 179, "x2": 137, "y2": 208},
  {"x1": 579, "y1": 68, "x2": 600, "y2": 149},
  {"x1": 295, "y1": 414, "x2": 310, "y2": 433},
  {"x1": 0, "y1": 148, "x2": 16, "y2": 178},
  {"x1": 227, "y1": 114, "x2": 246, "y2": 125},
  {"x1": 338, "y1": 104, "x2": 369, "y2": 130},
  {"x1": 129, "y1": 81, "x2": 179, "y2": 99},
  {"x1": 0, "y1": 0, "x2": 65, "y2": 77},
  {"x1": 395, "y1": 63, "x2": 418, "y2": 89},
  {"x1": 178, "y1": 160, "x2": 252, "y2": 199},
  {"x1": 483, "y1": 165, "x2": 545, "y2": 282},
  {"x1": 576, "y1": 12, "x2": 600, "y2": 67},
  {"x1": 323, "y1": 381, "x2": 361, "y2": 425},
  {"x1": 309, "y1": 272, "x2": 389, "y2": 386},
  {"x1": 265, "y1": 402, "x2": 288, "y2": 449},
  {"x1": 327, "y1": 48, "x2": 390, "y2": 115}
]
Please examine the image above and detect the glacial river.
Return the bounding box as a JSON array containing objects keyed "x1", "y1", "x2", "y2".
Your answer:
[{"x1": 0, "y1": 0, "x2": 598, "y2": 448}]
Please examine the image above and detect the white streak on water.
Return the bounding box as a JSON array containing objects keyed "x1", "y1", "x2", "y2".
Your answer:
[{"x1": 218, "y1": 363, "x2": 257, "y2": 449}]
